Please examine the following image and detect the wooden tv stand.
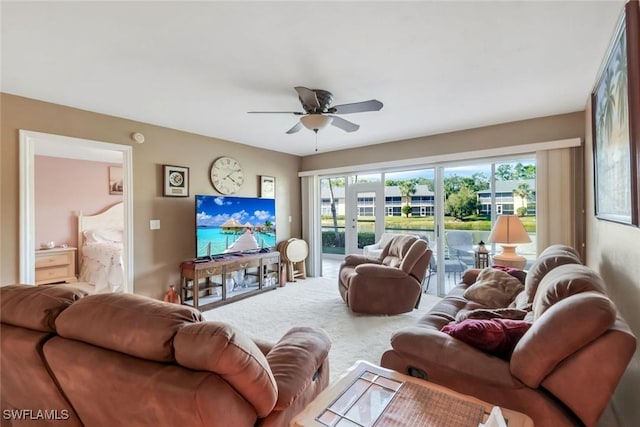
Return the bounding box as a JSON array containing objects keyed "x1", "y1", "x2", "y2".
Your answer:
[{"x1": 179, "y1": 251, "x2": 280, "y2": 311}]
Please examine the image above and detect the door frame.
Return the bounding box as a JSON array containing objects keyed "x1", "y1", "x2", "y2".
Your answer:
[
  {"x1": 19, "y1": 130, "x2": 134, "y2": 293},
  {"x1": 345, "y1": 182, "x2": 384, "y2": 255}
]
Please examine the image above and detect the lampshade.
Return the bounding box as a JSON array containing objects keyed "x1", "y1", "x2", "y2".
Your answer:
[
  {"x1": 300, "y1": 114, "x2": 333, "y2": 131},
  {"x1": 487, "y1": 215, "x2": 531, "y2": 269},
  {"x1": 487, "y1": 215, "x2": 531, "y2": 244}
]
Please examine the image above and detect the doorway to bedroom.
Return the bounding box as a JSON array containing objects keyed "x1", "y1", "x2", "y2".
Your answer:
[{"x1": 19, "y1": 130, "x2": 134, "y2": 293}]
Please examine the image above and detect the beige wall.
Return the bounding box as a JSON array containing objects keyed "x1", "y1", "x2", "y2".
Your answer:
[
  {"x1": 301, "y1": 112, "x2": 585, "y2": 171},
  {"x1": 584, "y1": 100, "x2": 639, "y2": 427},
  {"x1": 1, "y1": 93, "x2": 302, "y2": 298}
]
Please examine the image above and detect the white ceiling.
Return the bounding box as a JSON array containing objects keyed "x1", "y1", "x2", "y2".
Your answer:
[{"x1": 1, "y1": 1, "x2": 625, "y2": 156}]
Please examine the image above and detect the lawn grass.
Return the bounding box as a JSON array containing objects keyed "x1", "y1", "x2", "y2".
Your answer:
[{"x1": 321, "y1": 215, "x2": 537, "y2": 232}]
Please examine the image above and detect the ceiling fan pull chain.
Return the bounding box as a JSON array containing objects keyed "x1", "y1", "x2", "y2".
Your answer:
[{"x1": 315, "y1": 129, "x2": 319, "y2": 152}]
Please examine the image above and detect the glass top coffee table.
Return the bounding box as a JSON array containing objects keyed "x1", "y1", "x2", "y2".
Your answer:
[{"x1": 291, "y1": 360, "x2": 534, "y2": 427}]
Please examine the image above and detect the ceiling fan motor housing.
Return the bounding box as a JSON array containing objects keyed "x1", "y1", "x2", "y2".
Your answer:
[{"x1": 300, "y1": 89, "x2": 333, "y2": 113}]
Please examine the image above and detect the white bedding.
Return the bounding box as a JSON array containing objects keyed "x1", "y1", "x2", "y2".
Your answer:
[{"x1": 80, "y1": 241, "x2": 124, "y2": 293}]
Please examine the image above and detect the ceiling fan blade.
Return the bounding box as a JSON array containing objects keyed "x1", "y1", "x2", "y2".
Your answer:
[
  {"x1": 330, "y1": 99, "x2": 383, "y2": 114},
  {"x1": 328, "y1": 115, "x2": 360, "y2": 133},
  {"x1": 286, "y1": 121, "x2": 303, "y2": 134},
  {"x1": 294, "y1": 86, "x2": 320, "y2": 110},
  {"x1": 248, "y1": 111, "x2": 304, "y2": 115}
]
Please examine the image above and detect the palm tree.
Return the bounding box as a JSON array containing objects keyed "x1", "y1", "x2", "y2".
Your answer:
[
  {"x1": 612, "y1": 28, "x2": 628, "y2": 127},
  {"x1": 327, "y1": 179, "x2": 341, "y2": 245},
  {"x1": 399, "y1": 180, "x2": 417, "y2": 217},
  {"x1": 513, "y1": 183, "x2": 532, "y2": 216}
]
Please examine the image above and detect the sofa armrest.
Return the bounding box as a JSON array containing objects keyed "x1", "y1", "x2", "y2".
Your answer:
[
  {"x1": 354, "y1": 264, "x2": 407, "y2": 278},
  {"x1": 344, "y1": 254, "x2": 379, "y2": 266},
  {"x1": 389, "y1": 326, "x2": 520, "y2": 389},
  {"x1": 462, "y1": 268, "x2": 482, "y2": 285},
  {"x1": 266, "y1": 327, "x2": 331, "y2": 411}
]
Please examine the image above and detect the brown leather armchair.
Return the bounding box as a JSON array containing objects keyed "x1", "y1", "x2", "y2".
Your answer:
[{"x1": 338, "y1": 234, "x2": 432, "y2": 315}]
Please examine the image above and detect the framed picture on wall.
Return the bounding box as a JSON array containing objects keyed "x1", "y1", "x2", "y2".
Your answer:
[
  {"x1": 591, "y1": 1, "x2": 640, "y2": 225},
  {"x1": 260, "y1": 175, "x2": 275, "y2": 198},
  {"x1": 163, "y1": 165, "x2": 189, "y2": 197},
  {"x1": 109, "y1": 166, "x2": 123, "y2": 195}
]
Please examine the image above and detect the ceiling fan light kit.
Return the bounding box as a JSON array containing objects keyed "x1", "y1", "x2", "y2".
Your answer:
[
  {"x1": 300, "y1": 114, "x2": 333, "y2": 131},
  {"x1": 248, "y1": 86, "x2": 383, "y2": 135}
]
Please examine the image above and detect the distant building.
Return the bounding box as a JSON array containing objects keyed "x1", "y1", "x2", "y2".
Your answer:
[
  {"x1": 320, "y1": 180, "x2": 535, "y2": 217},
  {"x1": 477, "y1": 179, "x2": 536, "y2": 215}
]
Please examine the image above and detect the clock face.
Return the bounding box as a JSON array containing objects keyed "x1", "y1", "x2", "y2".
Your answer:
[{"x1": 211, "y1": 156, "x2": 244, "y2": 195}]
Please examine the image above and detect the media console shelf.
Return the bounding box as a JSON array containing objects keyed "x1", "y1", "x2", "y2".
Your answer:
[{"x1": 179, "y1": 251, "x2": 280, "y2": 311}]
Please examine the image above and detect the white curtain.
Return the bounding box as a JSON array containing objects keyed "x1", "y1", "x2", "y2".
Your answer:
[{"x1": 535, "y1": 146, "x2": 585, "y2": 258}]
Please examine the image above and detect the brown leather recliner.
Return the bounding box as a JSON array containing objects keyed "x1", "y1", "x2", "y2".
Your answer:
[
  {"x1": 338, "y1": 234, "x2": 432, "y2": 315},
  {"x1": 1, "y1": 284, "x2": 331, "y2": 427}
]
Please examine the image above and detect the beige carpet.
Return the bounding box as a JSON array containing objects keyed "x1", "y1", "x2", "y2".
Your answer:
[{"x1": 202, "y1": 276, "x2": 441, "y2": 383}]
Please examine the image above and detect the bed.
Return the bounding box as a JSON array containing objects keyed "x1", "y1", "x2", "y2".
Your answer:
[{"x1": 77, "y1": 202, "x2": 124, "y2": 293}]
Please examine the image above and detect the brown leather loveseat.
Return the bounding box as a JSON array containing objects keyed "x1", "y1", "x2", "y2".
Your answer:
[
  {"x1": 381, "y1": 245, "x2": 636, "y2": 427},
  {"x1": 1, "y1": 284, "x2": 331, "y2": 427}
]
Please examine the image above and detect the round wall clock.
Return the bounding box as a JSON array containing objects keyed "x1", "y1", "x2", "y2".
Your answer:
[{"x1": 210, "y1": 156, "x2": 244, "y2": 195}]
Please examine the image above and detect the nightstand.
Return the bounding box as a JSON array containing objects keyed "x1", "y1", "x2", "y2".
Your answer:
[{"x1": 35, "y1": 247, "x2": 78, "y2": 285}]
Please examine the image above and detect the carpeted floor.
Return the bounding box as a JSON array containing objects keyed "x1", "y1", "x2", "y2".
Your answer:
[{"x1": 202, "y1": 276, "x2": 441, "y2": 383}]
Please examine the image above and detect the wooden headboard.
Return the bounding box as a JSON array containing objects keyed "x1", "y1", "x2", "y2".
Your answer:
[{"x1": 77, "y1": 202, "x2": 124, "y2": 266}]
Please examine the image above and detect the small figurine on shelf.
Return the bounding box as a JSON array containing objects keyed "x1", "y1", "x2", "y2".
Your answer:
[{"x1": 163, "y1": 286, "x2": 181, "y2": 304}]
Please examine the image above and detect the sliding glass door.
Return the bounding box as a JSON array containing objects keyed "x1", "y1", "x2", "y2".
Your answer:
[{"x1": 316, "y1": 157, "x2": 536, "y2": 297}]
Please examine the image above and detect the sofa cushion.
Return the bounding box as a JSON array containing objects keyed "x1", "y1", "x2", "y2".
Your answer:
[
  {"x1": 380, "y1": 235, "x2": 416, "y2": 267},
  {"x1": 532, "y1": 264, "x2": 608, "y2": 321},
  {"x1": 441, "y1": 318, "x2": 532, "y2": 359},
  {"x1": 174, "y1": 322, "x2": 277, "y2": 417},
  {"x1": 463, "y1": 268, "x2": 524, "y2": 308},
  {"x1": 1, "y1": 284, "x2": 87, "y2": 333},
  {"x1": 55, "y1": 293, "x2": 203, "y2": 362},
  {"x1": 524, "y1": 251, "x2": 581, "y2": 303}
]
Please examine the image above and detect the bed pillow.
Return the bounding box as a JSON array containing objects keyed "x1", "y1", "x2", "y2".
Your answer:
[
  {"x1": 463, "y1": 268, "x2": 525, "y2": 308},
  {"x1": 441, "y1": 318, "x2": 532, "y2": 359},
  {"x1": 84, "y1": 228, "x2": 123, "y2": 244}
]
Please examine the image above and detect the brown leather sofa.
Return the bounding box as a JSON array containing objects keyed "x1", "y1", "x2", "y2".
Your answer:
[
  {"x1": 1, "y1": 284, "x2": 331, "y2": 427},
  {"x1": 381, "y1": 245, "x2": 636, "y2": 427},
  {"x1": 338, "y1": 234, "x2": 432, "y2": 315}
]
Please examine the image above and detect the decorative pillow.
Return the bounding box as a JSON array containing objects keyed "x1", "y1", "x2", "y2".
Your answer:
[
  {"x1": 491, "y1": 265, "x2": 527, "y2": 285},
  {"x1": 441, "y1": 318, "x2": 532, "y2": 359},
  {"x1": 455, "y1": 307, "x2": 528, "y2": 322},
  {"x1": 463, "y1": 268, "x2": 525, "y2": 308}
]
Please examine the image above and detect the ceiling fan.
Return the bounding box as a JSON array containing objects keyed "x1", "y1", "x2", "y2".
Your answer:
[{"x1": 248, "y1": 86, "x2": 383, "y2": 134}]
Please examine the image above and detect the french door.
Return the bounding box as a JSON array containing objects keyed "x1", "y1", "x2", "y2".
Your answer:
[{"x1": 345, "y1": 183, "x2": 384, "y2": 255}]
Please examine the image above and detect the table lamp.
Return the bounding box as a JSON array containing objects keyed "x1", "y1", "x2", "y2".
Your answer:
[{"x1": 487, "y1": 215, "x2": 531, "y2": 269}]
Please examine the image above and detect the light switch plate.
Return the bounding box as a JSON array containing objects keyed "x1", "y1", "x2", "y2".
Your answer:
[{"x1": 150, "y1": 219, "x2": 160, "y2": 230}]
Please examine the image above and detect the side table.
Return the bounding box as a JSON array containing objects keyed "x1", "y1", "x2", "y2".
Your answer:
[{"x1": 291, "y1": 360, "x2": 534, "y2": 427}]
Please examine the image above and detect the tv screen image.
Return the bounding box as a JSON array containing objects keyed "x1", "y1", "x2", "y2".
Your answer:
[{"x1": 196, "y1": 195, "x2": 276, "y2": 257}]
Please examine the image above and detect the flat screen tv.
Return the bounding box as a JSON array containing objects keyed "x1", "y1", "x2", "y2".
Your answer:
[{"x1": 195, "y1": 195, "x2": 276, "y2": 258}]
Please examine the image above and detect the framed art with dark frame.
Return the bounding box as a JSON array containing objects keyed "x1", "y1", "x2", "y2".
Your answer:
[
  {"x1": 260, "y1": 175, "x2": 275, "y2": 198},
  {"x1": 163, "y1": 165, "x2": 189, "y2": 197},
  {"x1": 591, "y1": 1, "x2": 640, "y2": 225}
]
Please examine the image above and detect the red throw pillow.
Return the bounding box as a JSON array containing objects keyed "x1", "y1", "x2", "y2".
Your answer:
[{"x1": 441, "y1": 318, "x2": 532, "y2": 359}]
